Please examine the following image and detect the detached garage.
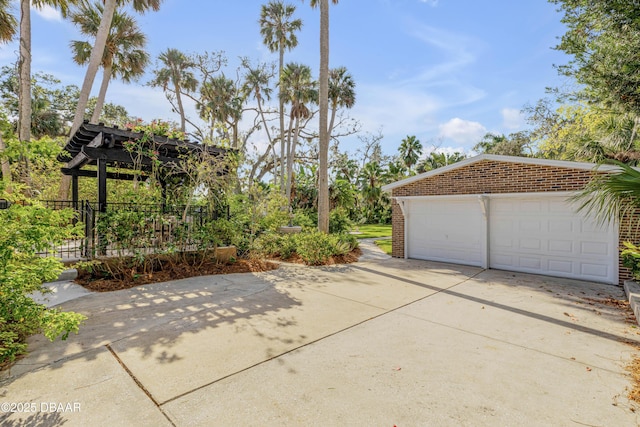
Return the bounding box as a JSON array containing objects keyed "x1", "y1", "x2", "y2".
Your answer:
[{"x1": 382, "y1": 154, "x2": 635, "y2": 285}]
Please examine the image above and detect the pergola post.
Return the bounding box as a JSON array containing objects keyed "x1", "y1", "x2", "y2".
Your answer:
[
  {"x1": 97, "y1": 156, "x2": 107, "y2": 255},
  {"x1": 71, "y1": 173, "x2": 79, "y2": 210}
]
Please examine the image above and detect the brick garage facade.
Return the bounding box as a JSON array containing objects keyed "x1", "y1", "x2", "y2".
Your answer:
[{"x1": 385, "y1": 155, "x2": 638, "y2": 284}]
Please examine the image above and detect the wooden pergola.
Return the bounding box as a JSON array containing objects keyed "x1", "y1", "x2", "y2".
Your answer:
[{"x1": 57, "y1": 121, "x2": 228, "y2": 211}]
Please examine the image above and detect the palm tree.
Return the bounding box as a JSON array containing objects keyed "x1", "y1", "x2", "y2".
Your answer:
[
  {"x1": 280, "y1": 62, "x2": 317, "y2": 202},
  {"x1": 0, "y1": 0, "x2": 16, "y2": 186},
  {"x1": 259, "y1": 0, "x2": 302, "y2": 191},
  {"x1": 416, "y1": 151, "x2": 466, "y2": 173},
  {"x1": 61, "y1": 0, "x2": 161, "y2": 200},
  {"x1": 242, "y1": 60, "x2": 278, "y2": 183},
  {"x1": 398, "y1": 135, "x2": 423, "y2": 173},
  {"x1": 18, "y1": 0, "x2": 77, "y2": 191},
  {"x1": 573, "y1": 162, "x2": 640, "y2": 228},
  {"x1": 198, "y1": 74, "x2": 243, "y2": 147},
  {"x1": 328, "y1": 66, "x2": 355, "y2": 137},
  {"x1": 150, "y1": 48, "x2": 197, "y2": 133},
  {"x1": 358, "y1": 160, "x2": 384, "y2": 222},
  {"x1": 70, "y1": 2, "x2": 149, "y2": 124},
  {"x1": 69, "y1": 0, "x2": 162, "y2": 137},
  {"x1": 310, "y1": 0, "x2": 339, "y2": 232},
  {"x1": 0, "y1": 0, "x2": 16, "y2": 43}
]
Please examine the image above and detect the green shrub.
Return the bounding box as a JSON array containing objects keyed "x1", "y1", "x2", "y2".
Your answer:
[
  {"x1": 293, "y1": 232, "x2": 343, "y2": 265},
  {"x1": 293, "y1": 210, "x2": 316, "y2": 231},
  {"x1": 251, "y1": 232, "x2": 296, "y2": 259},
  {"x1": 336, "y1": 233, "x2": 359, "y2": 252},
  {"x1": 622, "y1": 241, "x2": 640, "y2": 281},
  {"x1": 0, "y1": 195, "x2": 86, "y2": 367},
  {"x1": 329, "y1": 208, "x2": 353, "y2": 234}
]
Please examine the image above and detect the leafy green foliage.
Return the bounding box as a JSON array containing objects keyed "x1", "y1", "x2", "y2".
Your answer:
[
  {"x1": 572, "y1": 161, "x2": 640, "y2": 228},
  {"x1": 328, "y1": 207, "x2": 352, "y2": 234},
  {"x1": 251, "y1": 230, "x2": 358, "y2": 266},
  {"x1": 0, "y1": 194, "x2": 85, "y2": 367},
  {"x1": 622, "y1": 242, "x2": 640, "y2": 281},
  {"x1": 552, "y1": 0, "x2": 640, "y2": 115}
]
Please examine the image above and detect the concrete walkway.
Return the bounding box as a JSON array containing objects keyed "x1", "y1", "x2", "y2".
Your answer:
[{"x1": 2, "y1": 258, "x2": 640, "y2": 426}]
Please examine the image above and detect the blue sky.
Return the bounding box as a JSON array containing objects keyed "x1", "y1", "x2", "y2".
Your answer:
[{"x1": 1, "y1": 0, "x2": 570, "y2": 158}]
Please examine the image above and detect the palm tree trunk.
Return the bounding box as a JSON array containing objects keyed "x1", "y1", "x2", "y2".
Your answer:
[
  {"x1": 91, "y1": 64, "x2": 112, "y2": 124},
  {"x1": 286, "y1": 117, "x2": 301, "y2": 203},
  {"x1": 69, "y1": 0, "x2": 116, "y2": 136},
  {"x1": 61, "y1": 0, "x2": 116, "y2": 200},
  {"x1": 285, "y1": 115, "x2": 294, "y2": 201},
  {"x1": 328, "y1": 103, "x2": 337, "y2": 139},
  {"x1": 0, "y1": 132, "x2": 12, "y2": 188},
  {"x1": 317, "y1": 0, "x2": 330, "y2": 233},
  {"x1": 17, "y1": 0, "x2": 33, "y2": 192},
  {"x1": 174, "y1": 81, "x2": 186, "y2": 132},
  {"x1": 278, "y1": 47, "x2": 285, "y2": 192}
]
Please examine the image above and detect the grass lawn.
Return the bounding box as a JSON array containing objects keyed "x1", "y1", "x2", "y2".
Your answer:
[
  {"x1": 374, "y1": 239, "x2": 392, "y2": 255},
  {"x1": 351, "y1": 223, "x2": 392, "y2": 239}
]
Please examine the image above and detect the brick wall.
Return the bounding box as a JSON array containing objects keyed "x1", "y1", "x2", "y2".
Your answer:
[{"x1": 389, "y1": 159, "x2": 636, "y2": 284}]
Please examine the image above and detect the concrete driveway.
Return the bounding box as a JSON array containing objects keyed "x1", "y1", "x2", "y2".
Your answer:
[{"x1": 2, "y1": 257, "x2": 639, "y2": 426}]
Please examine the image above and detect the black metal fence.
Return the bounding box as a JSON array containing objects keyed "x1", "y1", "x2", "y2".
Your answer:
[{"x1": 39, "y1": 200, "x2": 229, "y2": 260}]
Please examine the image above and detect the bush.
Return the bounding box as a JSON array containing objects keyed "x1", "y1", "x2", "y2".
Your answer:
[
  {"x1": 251, "y1": 232, "x2": 296, "y2": 259},
  {"x1": 0, "y1": 195, "x2": 86, "y2": 367},
  {"x1": 292, "y1": 232, "x2": 337, "y2": 265},
  {"x1": 329, "y1": 208, "x2": 353, "y2": 234},
  {"x1": 622, "y1": 241, "x2": 640, "y2": 281}
]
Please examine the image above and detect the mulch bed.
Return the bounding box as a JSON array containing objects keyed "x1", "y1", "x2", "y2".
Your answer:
[{"x1": 75, "y1": 248, "x2": 362, "y2": 293}]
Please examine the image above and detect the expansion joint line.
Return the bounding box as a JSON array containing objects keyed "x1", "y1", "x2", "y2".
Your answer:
[{"x1": 106, "y1": 344, "x2": 176, "y2": 427}]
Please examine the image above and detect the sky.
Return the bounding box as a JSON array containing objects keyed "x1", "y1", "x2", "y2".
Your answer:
[{"x1": 1, "y1": 0, "x2": 572, "y2": 158}]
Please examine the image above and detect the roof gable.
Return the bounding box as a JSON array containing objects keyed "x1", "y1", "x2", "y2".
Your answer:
[{"x1": 382, "y1": 154, "x2": 621, "y2": 192}]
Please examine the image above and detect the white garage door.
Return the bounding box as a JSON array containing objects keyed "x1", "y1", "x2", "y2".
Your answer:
[
  {"x1": 403, "y1": 193, "x2": 618, "y2": 283},
  {"x1": 489, "y1": 195, "x2": 617, "y2": 284},
  {"x1": 406, "y1": 198, "x2": 485, "y2": 267}
]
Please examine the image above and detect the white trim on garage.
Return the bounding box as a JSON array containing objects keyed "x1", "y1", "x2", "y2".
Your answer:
[{"x1": 395, "y1": 192, "x2": 619, "y2": 284}]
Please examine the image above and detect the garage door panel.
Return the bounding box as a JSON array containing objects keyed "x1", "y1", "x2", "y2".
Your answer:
[
  {"x1": 549, "y1": 240, "x2": 573, "y2": 253},
  {"x1": 548, "y1": 259, "x2": 573, "y2": 274},
  {"x1": 549, "y1": 219, "x2": 573, "y2": 233},
  {"x1": 581, "y1": 263, "x2": 610, "y2": 278},
  {"x1": 490, "y1": 195, "x2": 616, "y2": 283},
  {"x1": 581, "y1": 241, "x2": 610, "y2": 256},
  {"x1": 407, "y1": 199, "x2": 484, "y2": 267}
]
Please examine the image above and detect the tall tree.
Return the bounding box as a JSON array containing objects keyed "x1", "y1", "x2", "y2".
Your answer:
[
  {"x1": 417, "y1": 151, "x2": 466, "y2": 173},
  {"x1": 0, "y1": 1, "x2": 16, "y2": 187},
  {"x1": 552, "y1": 0, "x2": 640, "y2": 116},
  {"x1": 242, "y1": 59, "x2": 279, "y2": 184},
  {"x1": 150, "y1": 48, "x2": 197, "y2": 133},
  {"x1": 280, "y1": 62, "x2": 317, "y2": 202},
  {"x1": 69, "y1": 0, "x2": 161, "y2": 136},
  {"x1": 259, "y1": 0, "x2": 302, "y2": 191},
  {"x1": 19, "y1": 0, "x2": 76, "y2": 190},
  {"x1": 473, "y1": 131, "x2": 533, "y2": 157},
  {"x1": 198, "y1": 74, "x2": 244, "y2": 148},
  {"x1": 71, "y1": 2, "x2": 149, "y2": 124},
  {"x1": 327, "y1": 66, "x2": 355, "y2": 137},
  {"x1": 62, "y1": 0, "x2": 161, "y2": 200},
  {"x1": 398, "y1": 135, "x2": 422, "y2": 173},
  {"x1": 310, "y1": 0, "x2": 338, "y2": 233}
]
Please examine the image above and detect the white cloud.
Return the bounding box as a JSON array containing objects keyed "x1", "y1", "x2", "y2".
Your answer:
[
  {"x1": 419, "y1": 0, "x2": 439, "y2": 6},
  {"x1": 501, "y1": 107, "x2": 525, "y2": 130},
  {"x1": 353, "y1": 82, "x2": 440, "y2": 138},
  {"x1": 32, "y1": 4, "x2": 62, "y2": 22},
  {"x1": 438, "y1": 118, "x2": 486, "y2": 145}
]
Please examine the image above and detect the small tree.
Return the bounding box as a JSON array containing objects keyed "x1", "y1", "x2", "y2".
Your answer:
[{"x1": 0, "y1": 191, "x2": 85, "y2": 367}]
